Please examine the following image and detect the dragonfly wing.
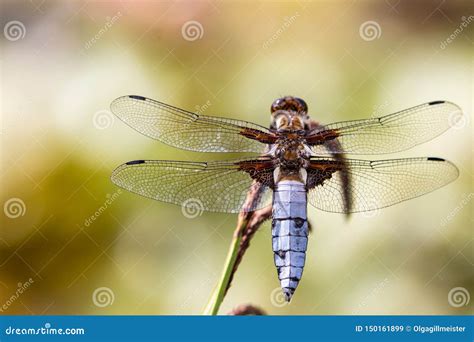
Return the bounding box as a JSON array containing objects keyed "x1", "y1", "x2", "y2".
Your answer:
[
  {"x1": 307, "y1": 121, "x2": 352, "y2": 213},
  {"x1": 307, "y1": 101, "x2": 462, "y2": 154},
  {"x1": 111, "y1": 95, "x2": 275, "y2": 153},
  {"x1": 111, "y1": 158, "x2": 275, "y2": 213},
  {"x1": 307, "y1": 156, "x2": 459, "y2": 213}
]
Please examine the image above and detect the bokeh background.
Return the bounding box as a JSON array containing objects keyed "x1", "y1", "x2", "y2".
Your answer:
[{"x1": 1, "y1": 0, "x2": 472, "y2": 315}]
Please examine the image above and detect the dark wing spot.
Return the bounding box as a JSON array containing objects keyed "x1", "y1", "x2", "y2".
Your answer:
[
  {"x1": 428, "y1": 100, "x2": 445, "y2": 106},
  {"x1": 427, "y1": 157, "x2": 445, "y2": 162},
  {"x1": 126, "y1": 160, "x2": 146, "y2": 165},
  {"x1": 129, "y1": 95, "x2": 146, "y2": 101}
]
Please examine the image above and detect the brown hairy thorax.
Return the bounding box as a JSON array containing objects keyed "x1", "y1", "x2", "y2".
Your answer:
[{"x1": 268, "y1": 97, "x2": 313, "y2": 174}]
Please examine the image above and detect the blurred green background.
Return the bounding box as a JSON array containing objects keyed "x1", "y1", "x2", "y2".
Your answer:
[{"x1": 1, "y1": 0, "x2": 472, "y2": 315}]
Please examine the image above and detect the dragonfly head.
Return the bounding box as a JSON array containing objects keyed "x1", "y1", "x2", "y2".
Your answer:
[{"x1": 270, "y1": 96, "x2": 309, "y2": 131}]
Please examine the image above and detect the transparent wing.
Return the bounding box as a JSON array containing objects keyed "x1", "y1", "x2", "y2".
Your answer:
[
  {"x1": 307, "y1": 120, "x2": 352, "y2": 214},
  {"x1": 111, "y1": 95, "x2": 275, "y2": 153},
  {"x1": 307, "y1": 157, "x2": 459, "y2": 213},
  {"x1": 111, "y1": 158, "x2": 275, "y2": 213},
  {"x1": 307, "y1": 101, "x2": 462, "y2": 154}
]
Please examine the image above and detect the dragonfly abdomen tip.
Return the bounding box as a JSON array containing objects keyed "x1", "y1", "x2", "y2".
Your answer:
[{"x1": 282, "y1": 288, "x2": 294, "y2": 302}]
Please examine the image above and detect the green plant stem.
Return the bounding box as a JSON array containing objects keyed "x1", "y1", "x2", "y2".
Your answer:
[{"x1": 203, "y1": 218, "x2": 248, "y2": 315}]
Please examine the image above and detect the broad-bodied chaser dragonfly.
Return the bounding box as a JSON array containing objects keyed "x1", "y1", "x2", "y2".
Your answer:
[{"x1": 111, "y1": 95, "x2": 461, "y2": 301}]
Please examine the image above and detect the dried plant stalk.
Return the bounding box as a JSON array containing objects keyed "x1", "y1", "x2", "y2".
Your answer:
[
  {"x1": 203, "y1": 182, "x2": 270, "y2": 315},
  {"x1": 225, "y1": 206, "x2": 271, "y2": 295}
]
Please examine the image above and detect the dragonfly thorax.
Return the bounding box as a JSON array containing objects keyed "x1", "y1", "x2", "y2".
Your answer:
[{"x1": 269, "y1": 135, "x2": 311, "y2": 177}]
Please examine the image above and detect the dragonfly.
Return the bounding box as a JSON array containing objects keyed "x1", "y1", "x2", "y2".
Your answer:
[{"x1": 110, "y1": 95, "x2": 461, "y2": 302}]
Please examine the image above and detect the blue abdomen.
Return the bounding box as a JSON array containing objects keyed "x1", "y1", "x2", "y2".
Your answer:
[{"x1": 272, "y1": 180, "x2": 308, "y2": 301}]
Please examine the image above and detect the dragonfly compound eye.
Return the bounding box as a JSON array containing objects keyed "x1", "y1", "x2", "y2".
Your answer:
[{"x1": 271, "y1": 96, "x2": 308, "y2": 115}]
